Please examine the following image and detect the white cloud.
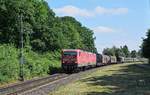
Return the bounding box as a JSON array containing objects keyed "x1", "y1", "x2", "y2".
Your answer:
[
  {"x1": 93, "y1": 26, "x2": 115, "y2": 33},
  {"x1": 54, "y1": 5, "x2": 94, "y2": 17},
  {"x1": 53, "y1": 5, "x2": 129, "y2": 17},
  {"x1": 95, "y1": 6, "x2": 128, "y2": 15}
]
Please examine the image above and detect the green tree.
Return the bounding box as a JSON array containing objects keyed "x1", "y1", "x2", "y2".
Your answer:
[
  {"x1": 0, "y1": 0, "x2": 35, "y2": 46},
  {"x1": 102, "y1": 46, "x2": 127, "y2": 58},
  {"x1": 59, "y1": 16, "x2": 96, "y2": 52},
  {"x1": 103, "y1": 48, "x2": 114, "y2": 56},
  {"x1": 137, "y1": 49, "x2": 142, "y2": 57},
  {"x1": 130, "y1": 50, "x2": 137, "y2": 58},
  {"x1": 142, "y1": 29, "x2": 150, "y2": 63},
  {"x1": 121, "y1": 45, "x2": 130, "y2": 57}
]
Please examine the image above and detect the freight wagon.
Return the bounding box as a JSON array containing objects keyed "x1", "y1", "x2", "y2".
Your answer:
[{"x1": 110, "y1": 56, "x2": 117, "y2": 64}]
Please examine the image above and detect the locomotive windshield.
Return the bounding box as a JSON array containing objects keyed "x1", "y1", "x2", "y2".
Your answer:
[{"x1": 63, "y1": 51, "x2": 77, "y2": 56}]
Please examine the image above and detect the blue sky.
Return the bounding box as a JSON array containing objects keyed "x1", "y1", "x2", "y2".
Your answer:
[{"x1": 46, "y1": 0, "x2": 150, "y2": 53}]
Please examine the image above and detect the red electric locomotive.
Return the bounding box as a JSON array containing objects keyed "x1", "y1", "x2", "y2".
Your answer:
[{"x1": 61, "y1": 49, "x2": 96, "y2": 72}]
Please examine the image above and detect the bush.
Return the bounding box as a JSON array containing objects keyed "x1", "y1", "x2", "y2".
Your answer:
[
  {"x1": 24, "y1": 50, "x2": 61, "y2": 78},
  {"x1": 0, "y1": 44, "x2": 19, "y2": 83},
  {"x1": 0, "y1": 44, "x2": 61, "y2": 83}
]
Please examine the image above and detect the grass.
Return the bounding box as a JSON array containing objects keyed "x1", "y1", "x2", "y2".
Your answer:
[{"x1": 49, "y1": 62, "x2": 150, "y2": 95}]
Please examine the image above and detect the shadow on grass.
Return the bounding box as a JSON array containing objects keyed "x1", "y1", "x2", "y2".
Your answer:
[{"x1": 81, "y1": 64, "x2": 150, "y2": 95}]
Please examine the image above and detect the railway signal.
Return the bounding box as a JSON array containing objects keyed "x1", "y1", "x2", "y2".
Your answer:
[{"x1": 19, "y1": 13, "x2": 24, "y2": 81}]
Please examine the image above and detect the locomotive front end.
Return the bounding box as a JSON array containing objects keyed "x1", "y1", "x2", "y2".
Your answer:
[{"x1": 61, "y1": 50, "x2": 78, "y2": 72}]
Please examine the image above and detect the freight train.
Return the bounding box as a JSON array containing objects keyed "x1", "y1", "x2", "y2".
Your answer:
[{"x1": 61, "y1": 49, "x2": 144, "y2": 72}]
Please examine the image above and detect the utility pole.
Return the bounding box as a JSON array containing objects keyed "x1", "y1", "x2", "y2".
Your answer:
[{"x1": 19, "y1": 14, "x2": 24, "y2": 81}]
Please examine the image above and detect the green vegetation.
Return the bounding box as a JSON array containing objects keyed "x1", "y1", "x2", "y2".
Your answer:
[
  {"x1": 142, "y1": 29, "x2": 150, "y2": 63},
  {"x1": 0, "y1": 0, "x2": 96, "y2": 53},
  {"x1": 0, "y1": 44, "x2": 61, "y2": 84},
  {"x1": 49, "y1": 63, "x2": 150, "y2": 95},
  {"x1": 103, "y1": 45, "x2": 141, "y2": 58},
  {"x1": 0, "y1": 45, "x2": 19, "y2": 83},
  {"x1": 0, "y1": 0, "x2": 96, "y2": 83}
]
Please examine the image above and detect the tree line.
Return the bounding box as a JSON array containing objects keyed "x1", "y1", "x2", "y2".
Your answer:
[
  {"x1": 102, "y1": 45, "x2": 141, "y2": 58},
  {"x1": 0, "y1": 0, "x2": 97, "y2": 53}
]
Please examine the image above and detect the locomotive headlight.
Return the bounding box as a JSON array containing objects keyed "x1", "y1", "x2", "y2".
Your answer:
[{"x1": 74, "y1": 59, "x2": 77, "y2": 63}]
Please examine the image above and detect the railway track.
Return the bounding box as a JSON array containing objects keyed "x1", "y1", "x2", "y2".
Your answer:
[
  {"x1": 20, "y1": 67, "x2": 100, "y2": 95},
  {"x1": 0, "y1": 74, "x2": 68, "y2": 95}
]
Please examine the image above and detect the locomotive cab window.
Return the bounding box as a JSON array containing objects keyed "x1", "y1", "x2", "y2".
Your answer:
[{"x1": 63, "y1": 51, "x2": 77, "y2": 56}]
